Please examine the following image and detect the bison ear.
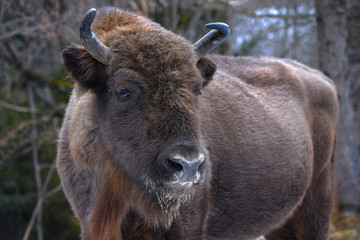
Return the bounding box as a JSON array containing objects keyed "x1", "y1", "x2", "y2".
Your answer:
[
  {"x1": 62, "y1": 44, "x2": 107, "y2": 90},
  {"x1": 196, "y1": 56, "x2": 217, "y2": 87}
]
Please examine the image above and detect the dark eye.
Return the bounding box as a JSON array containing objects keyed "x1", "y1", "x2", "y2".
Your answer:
[
  {"x1": 196, "y1": 90, "x2": 202, "y2": 97},
  {"x1": 117, "y1": 89, "x2": 132, "y2": 102}
]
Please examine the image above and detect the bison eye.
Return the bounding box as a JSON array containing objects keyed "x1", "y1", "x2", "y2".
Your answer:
[
  {"x1": 196, "y1": 90, "x2": 202, "y2": 97},
  {"x1": 117, "y1": 89, "x2": 132, "y2": 102}
]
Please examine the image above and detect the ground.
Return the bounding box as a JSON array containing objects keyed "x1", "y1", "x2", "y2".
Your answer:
[
  {"x1": 254, "y1": 212, "x2": 360, "y2": 240},
  {"x1": 331, "y1": 212, "x2": 360, "y2": 240}
]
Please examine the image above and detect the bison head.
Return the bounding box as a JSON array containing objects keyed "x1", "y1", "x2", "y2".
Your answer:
[{"x1": 62, "y1": 7, "x2": 229, "y2": 222}]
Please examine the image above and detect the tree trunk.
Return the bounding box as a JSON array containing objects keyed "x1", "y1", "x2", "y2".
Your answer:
[
  {"x1": 346, "y1": 0, "x2": 360, "y2": 188},
  {"x1": 315, "y1": 0, "x2": 360, "y2": 210}
]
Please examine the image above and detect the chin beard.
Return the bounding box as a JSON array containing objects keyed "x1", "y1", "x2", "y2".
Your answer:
[
  {"x1": 155, "y1": 184, "x2": 195, "y2": 212},
  {"x1": 144, "y1": 177, "x2": 196, "y2": 213},
  {"x1": 128, "y1": 176, "x2": 199, "y2": 229}
]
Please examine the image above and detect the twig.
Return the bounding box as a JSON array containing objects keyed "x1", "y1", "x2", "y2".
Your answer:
[
  {"x1": 24, "y1": 85, "x2": 43, "y2": 240},
  {"x1": 0, "y1": 100, "x2": 34, "y2": 113},
  {"x1": 22, "y1": 160, "x2": 59, "y2": 240},
  {"x1": 0, "y1": 21, "x2": 61, "y2": 41},
  {"x1": 238, "y1": 11, "x2": 316, "y2": 19},
  {"x1": 22, "y1": 196, "x2": 42, "y2": 240},
  {"x1": 125, "y1": 0, "x2": 140, "y2": 12},
  {"x1": 40, "y1": 163, "x2": 53, "y2": 169},
  {"x1": 45, "y1": 185, "x2": 63, "y2": 199}
]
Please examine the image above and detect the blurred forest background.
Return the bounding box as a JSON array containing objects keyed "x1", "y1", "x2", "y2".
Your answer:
[{"x1": 0, "y1": 0, "x2": 359, "y2": 239}]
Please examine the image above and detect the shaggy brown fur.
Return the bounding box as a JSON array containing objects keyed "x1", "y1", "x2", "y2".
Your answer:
[{"x1": 57, "y1": 7, "x2": 338, "y2": 240}]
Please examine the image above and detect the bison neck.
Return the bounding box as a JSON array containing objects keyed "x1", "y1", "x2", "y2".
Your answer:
[
  {"x1": 120, "y1": 189, "x2": 210, "y2": 239},
  {"x1": 90, "y1": 164, "x2": 208, "y2": 239}
]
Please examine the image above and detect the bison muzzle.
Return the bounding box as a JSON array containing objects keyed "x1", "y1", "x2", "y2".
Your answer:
[{"x1": 57, "y1": 7, "x2": 338, "y2": 240}]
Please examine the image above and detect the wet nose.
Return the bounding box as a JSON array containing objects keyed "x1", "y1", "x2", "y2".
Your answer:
[{"x1": 167, "y1": 152, "x2": 205, "y2": 183}]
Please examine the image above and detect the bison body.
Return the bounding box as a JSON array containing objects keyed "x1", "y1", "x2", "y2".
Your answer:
[{"x1": 57, "y1": 7, "x2": 338, "y2": 240}]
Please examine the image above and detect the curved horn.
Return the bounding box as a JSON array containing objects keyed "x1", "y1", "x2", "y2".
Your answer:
[
  {"x1": 194, "y1": 22, "x2": 230, "y2": 59},
  {"x1": 80, "y1": 8, "x2": 110, "y2": 65}
]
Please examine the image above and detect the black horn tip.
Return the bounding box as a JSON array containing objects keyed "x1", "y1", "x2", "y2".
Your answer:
[
  {"x1": 205, "y1": 22, "x2": 230, "y2": 37},
  {"x1": 80, "y1": 8, "x2": 97, "y2": 40}
]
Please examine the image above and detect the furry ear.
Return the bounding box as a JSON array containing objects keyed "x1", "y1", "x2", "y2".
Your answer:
[
  {"x1": 62, "y1": 44, "x2": 107, "y2": 90},
  {"x1": 196, "y1": 56, "x2": 217, "y2": 87}
]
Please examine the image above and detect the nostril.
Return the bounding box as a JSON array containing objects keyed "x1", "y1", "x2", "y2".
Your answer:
[{"x1": 167, "y1": 159, "x2": 183, "y2": 172}]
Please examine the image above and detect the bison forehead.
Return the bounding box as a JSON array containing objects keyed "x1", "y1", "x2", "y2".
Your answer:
[{"x1": 109, "y1": 29, "x2": 198, "y2": 80}]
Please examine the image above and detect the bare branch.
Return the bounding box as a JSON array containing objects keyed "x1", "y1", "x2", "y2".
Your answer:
[
  {"x1": 0, "y1": 17, "x2": 33, "y2": 31},
  {"x1": 241, "y1": 12, "x2": 315, "y2": 19},
  {"x1": 22, "y1": 159, "x2": 58, "y2": 240},
  {"x1": 22, "y1": 196, "x2": 43, "y2": 240},
  {"x1": 0, "y1": 21, "x2": 61, "y2": 42},
  {"x1": 0, "y1": 100, "x2": 34, "y2": 113},
  {"x1": 125, "y1": 0, "x2": 140, "y2": 12},
  {"x1": 40, "y1": 163, "x2": 53, "y2": 169},
  {"x1": 45, "y1": 184, "x2": 63, "y2": 199},
  {"x1": 27, "y1": 85, "x2": 43, "y2": 240}
]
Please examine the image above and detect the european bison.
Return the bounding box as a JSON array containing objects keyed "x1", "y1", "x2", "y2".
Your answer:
[{"x1": 57, "y1": 7, "x2": 338, "y2": 240}]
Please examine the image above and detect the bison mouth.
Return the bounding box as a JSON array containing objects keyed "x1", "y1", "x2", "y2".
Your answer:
[
  {"x1": 144, "y1": 177, "x2": 199, "y2": 213},
  {"x1": 124, "y1": 178, "x2": 201, "y2": 229}
]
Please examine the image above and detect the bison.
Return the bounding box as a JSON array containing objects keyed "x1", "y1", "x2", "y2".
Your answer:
[{"x1": 57, "y1": 7, "x2": 338, "y2": 240}]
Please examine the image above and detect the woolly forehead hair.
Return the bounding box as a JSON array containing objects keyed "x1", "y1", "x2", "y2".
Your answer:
[
  {"x1": 91, "y1": 8, "x2": 179, "y2": 51},
  {"x1": 109, "y1": 31, "x2": 197, "y2": 77},
  {"x1": 89, "y1": 7, "x2": 198, "y2": 84}
]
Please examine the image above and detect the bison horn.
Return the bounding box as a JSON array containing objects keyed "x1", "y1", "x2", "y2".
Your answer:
[
  {"x1": 80, "y1": 8, "x2": 110, "y2": 65},
  {"x1": 194, "y1": 22, "x2": 230, "y2": 59}
]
